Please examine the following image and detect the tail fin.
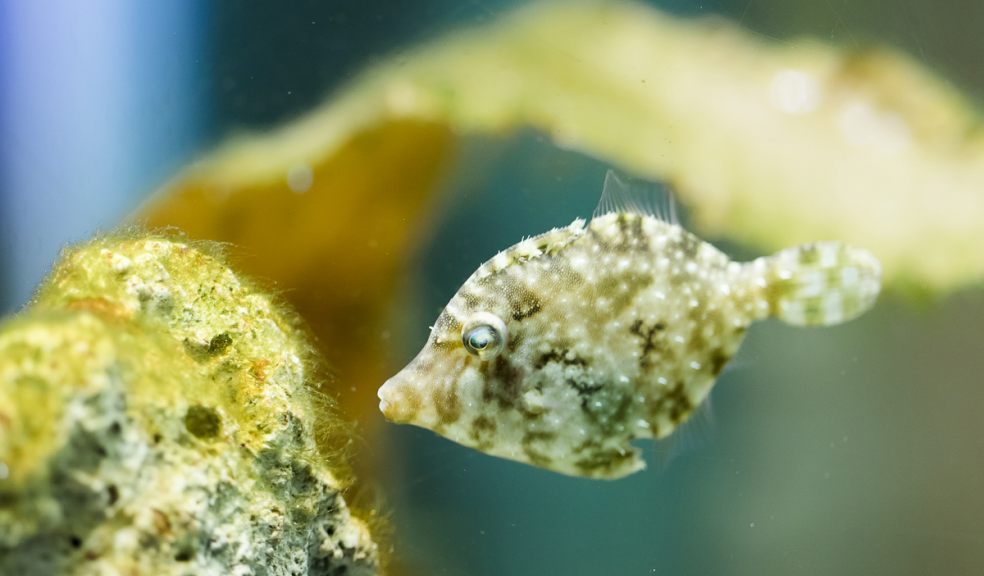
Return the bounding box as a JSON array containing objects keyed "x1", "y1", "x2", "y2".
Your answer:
[{"x1": 750, "y1": 242, "x2": 881, "y2": 326}]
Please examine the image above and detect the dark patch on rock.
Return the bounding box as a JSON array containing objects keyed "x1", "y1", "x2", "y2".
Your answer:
[
  {"x1": 184, "y1": 405, "x2": 222, "y2": 439},
  {"x1": 106, "y1": 484, "x2": 119, "y2": 506},
  {"x1": 207, "y1": 333, "x2": 233, "y2": 355},
  {"x1": 183, "y1": 333, "x2": 233, "y2": 362}
]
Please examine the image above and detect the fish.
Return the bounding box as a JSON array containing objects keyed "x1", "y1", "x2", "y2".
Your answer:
[{"x1": 378, "y1": 171, "x2": 881, "y2": 479}]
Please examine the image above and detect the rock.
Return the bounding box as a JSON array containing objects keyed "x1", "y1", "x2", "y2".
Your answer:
[{"x1": 0, "y1": 233, "x2": 380, "y2": 575}]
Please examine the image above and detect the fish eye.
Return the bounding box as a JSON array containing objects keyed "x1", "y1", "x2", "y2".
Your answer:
[{"x1": 461, "y1": 312, "x2": 508, "y2": 360}]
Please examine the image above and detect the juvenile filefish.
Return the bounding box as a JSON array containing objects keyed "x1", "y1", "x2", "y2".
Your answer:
[{"x1": 379, "y1": 172, "x2": 881, "y2": 479}]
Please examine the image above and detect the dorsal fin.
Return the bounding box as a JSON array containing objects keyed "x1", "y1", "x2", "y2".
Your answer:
[{"x1": 592, "y1": 169, "x2": 678, "y2": 224}]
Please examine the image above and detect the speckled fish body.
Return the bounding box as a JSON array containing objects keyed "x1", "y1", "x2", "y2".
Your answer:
[{"x1": 379, "y1": 174, "x2": 881, "y2": 479}]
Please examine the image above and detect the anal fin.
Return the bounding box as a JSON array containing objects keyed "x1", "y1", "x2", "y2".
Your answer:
[{"x1": 650, "y1": 394, "x2": 715, "y2": 473}]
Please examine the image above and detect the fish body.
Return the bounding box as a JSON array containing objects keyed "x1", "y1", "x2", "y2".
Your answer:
[{"x1": 379, "y1": 173, "x2": 881, "y2": 479}]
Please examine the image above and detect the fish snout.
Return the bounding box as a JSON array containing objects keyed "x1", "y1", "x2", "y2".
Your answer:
[{"x1": 377, "y1": 370, "x2": 423, "y2": 424}]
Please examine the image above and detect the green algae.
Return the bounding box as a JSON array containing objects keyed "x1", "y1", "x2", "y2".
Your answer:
[{"x1": 0, "y1": 233, "x2": 379, "y2": 575}]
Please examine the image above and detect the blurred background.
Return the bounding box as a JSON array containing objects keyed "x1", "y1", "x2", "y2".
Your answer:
[{"x1": 1, "y1": 1, "x2": 982, "y2": 575}]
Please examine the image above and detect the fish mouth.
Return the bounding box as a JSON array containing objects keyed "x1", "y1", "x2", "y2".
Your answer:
[
  {"x1": 376, "y1": 371, "x2": 420, "y2": 424},
  {"x1": 377, "y1": 378, "x2": 394, "y2": 417}
]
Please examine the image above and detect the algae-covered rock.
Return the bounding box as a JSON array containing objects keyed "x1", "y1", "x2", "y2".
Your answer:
[{"x1": 0, "y1": 234, "x2": 379, "y2": 575}]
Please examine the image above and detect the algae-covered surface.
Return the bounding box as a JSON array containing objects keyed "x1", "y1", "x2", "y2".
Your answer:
[{"x1": 0, "y1": 234, "x2": 379, "y2": 575}]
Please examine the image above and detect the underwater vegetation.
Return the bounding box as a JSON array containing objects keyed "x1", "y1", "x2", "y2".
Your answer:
[{"x1": 0, "y1": 234, "x2": 378, "y2": 575}]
